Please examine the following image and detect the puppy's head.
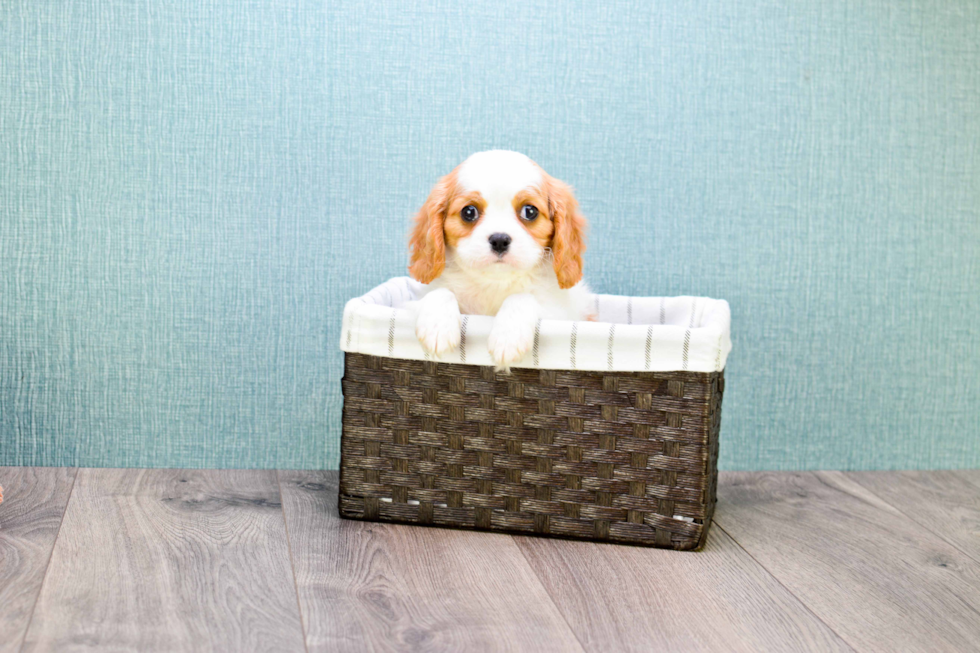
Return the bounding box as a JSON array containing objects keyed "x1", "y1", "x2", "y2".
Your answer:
[{"x1": 408, "y1": 150, "x2": 587, "y2": 289}]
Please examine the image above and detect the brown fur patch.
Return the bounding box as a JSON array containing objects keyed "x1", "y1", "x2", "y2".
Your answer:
[
  {"x1": 443, "y1": 191, "x2": 487, "y2": 248},
  {"x1": 408, "y1": 168, "x2": 459, "y2": 283},
  {"x1": 512, "y1": 189, "x2": 554, "y2": 248},
  {"x1": 545, "y1": 174, "x2": 588, "y2": 289}
]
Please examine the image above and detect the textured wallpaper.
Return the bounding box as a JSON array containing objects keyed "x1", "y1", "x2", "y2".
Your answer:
[{"x1": 1, "y1": 0, "x2": 978, "y2": 470}]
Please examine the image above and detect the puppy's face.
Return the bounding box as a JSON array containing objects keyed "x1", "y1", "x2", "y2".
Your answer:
[
  {"x1": 409, "y1": 150, "x2": 586, "y2": 288},
  {"x1": 446, "y1": 152, "x2": 551, "y2": 274}
]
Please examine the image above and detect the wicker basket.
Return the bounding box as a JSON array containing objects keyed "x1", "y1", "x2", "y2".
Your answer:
[
  {"x1": 337, "y1": 278, "x2": 730, "y2": 550},
  {"x1": 339, "y1": 353, "x2": 724, "y2": 550}
]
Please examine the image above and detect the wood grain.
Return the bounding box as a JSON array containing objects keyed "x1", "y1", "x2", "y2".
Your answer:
[
  {"x1": 0, "y1": 467, "x2": 76, "y2": 653},
  {"x1": 516, "y1": 527, "x2": 852, "y2": 652},
  {"x1": 848, "y1": 470, "x2": 980, "y2": 565},
  {"x1": 21, "y1": 469, "x2": 305, "y2": 652},
  {"x1": 278, "y1": 470, "x2": 583, "y2": 652},
  {"x1": 716, "y1": 471, "x2": 980, "y2": 653}
]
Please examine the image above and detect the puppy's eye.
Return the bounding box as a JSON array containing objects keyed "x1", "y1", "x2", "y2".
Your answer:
[
  {"x1": 461, "y1": 205, "x2": 479, "y2": 222},
  {"x1": 520, "y1": 205, "x2": 539, "y2": 221}
]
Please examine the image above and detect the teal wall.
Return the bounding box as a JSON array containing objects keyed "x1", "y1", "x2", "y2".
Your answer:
[{"x1": 2, "y1": 1, "x2": 978, "y2": 470}]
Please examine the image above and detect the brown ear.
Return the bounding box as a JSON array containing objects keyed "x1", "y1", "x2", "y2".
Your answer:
[
  {"x1": 547, "y1": 175, "x2": 587, "y2": 289},
  {"x1": 408, "y1": 172, "x2": 456, "y2": 283}
]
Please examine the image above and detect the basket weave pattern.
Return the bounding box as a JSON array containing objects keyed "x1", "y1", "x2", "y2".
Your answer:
[{"x1": 339, "y1": 352, "x2": 724, "y2": 549}]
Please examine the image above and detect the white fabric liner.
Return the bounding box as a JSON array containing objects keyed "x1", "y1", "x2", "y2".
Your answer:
[{"x1": 340, "y1": 277, "x2": 731, "y2": 373}]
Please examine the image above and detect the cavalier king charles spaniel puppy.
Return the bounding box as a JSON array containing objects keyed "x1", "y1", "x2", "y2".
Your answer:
[{"x1": 409, "y1": 150, "x2": 592, "y2": 371}]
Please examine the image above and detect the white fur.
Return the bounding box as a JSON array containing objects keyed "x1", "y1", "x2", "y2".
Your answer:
[
  {"x1": 414, "y1": 287, "x2": 461, "y2": 355},
  {"x1": 488, "y1": 293, "x2": 541, "y2": 367},
  {"x1": 452, "y1": 151, "x2": 545, "y2": 273},
  {"x1": 414, "y1": 150, "x2": 592, "y2": 371}
]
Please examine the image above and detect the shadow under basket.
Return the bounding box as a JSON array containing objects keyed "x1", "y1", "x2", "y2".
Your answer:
[{"x1": 338, "y1": 352, "x2": 724, "y2": 550}]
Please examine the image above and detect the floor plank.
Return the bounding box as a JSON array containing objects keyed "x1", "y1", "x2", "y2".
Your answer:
[
  {"x1": 716, "y1": 471, "x2": 980, "y2": 653},
  {"x1": 957, "y1": 469, "x2": 980, "y2": 489},
  {"x1": 21, "y1": 469, "x2": 306, "y2": 652},
  {"x1": 848, "y1": 471, "x2": 980, "y2": 565},
  {"x1": 515, "y1": 527, "x2": 852, "y2": 652},
  {"x1": 278, "y1": 470, "x2": 583, "y2": 652},
  {"x1": 0, "y1": 467, "x2": 76, "y2": 653}
]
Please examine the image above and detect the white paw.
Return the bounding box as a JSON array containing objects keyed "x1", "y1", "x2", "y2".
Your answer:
[
  {"x1": 488, "y1": 319, "x2": 534, "y2": 372},
  {"x1": 416, "y1": 307, "x2": 461, "y2": 356}
]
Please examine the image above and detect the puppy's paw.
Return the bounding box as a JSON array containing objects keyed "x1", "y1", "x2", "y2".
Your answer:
[
  {"x1": 416, "y1": 306, "x2": 461, "y2": 356},
  {"x1": 488, "y1": 318, "x2": 534, "y2": 372}
]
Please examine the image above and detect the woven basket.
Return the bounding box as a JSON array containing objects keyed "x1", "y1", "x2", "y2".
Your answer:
[{"x1": 339, "y1": 352, "x2": 724, "y2": 550}]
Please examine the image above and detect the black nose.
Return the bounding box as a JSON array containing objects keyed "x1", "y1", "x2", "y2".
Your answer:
[{"x1": 489, "y1": 233, "x2": 512, "y2": 255}]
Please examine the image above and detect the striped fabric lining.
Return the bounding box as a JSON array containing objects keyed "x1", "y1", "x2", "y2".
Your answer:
[
  {"x1": 644, "y1": 325, "x2": 653, "y2": 370},
  {"x1": 341, "y1": 277, "x2": 731, "y2": 373},
  {"x1": 682, "y1": 299, "x2": 698, "y2": 370},
  {"x1": 607, "y1": 324, "x2": 616, "y2": 370},
  {"x1": 532, "y1": 319, "x2": 542, "y2": 366},
  {"x1": 387, "y1": 310, "x2": 396, "y2": 357},
  {"x1": 570, "y1": 322, "x2": 579, "y2": 369}
]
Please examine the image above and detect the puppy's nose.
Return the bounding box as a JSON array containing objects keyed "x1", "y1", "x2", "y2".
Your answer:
[{"x1": 489, "y1": 233, "x2": 512, "y2": 255}]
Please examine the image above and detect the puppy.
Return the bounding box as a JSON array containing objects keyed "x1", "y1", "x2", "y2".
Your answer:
[{"x1": 409, "y1": 150, "x2": 592, "y2": 370}]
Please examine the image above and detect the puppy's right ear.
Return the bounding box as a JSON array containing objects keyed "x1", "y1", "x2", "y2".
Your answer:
[
  {"x1": 409, "y1": 171, "x2": 455, "y2": 284},
  {"x1": 547, "y1": 174, "x2": 588, "y2": 289}
]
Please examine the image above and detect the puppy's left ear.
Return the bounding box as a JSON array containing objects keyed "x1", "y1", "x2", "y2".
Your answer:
[
  {"x1": 408, "y1": 171, "x2": 456, "y2": 284},
  {"x1": 548, "y1": 175, "x2": 588, "y2": 289}
]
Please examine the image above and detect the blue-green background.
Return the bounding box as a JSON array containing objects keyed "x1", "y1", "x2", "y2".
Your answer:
[{"x1": 2, "y1": 1, "x2": 978, "y2": 470}]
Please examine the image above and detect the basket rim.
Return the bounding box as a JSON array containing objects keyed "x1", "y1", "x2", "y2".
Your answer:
[{"x1": 340, "y1": 277, "x2": 732, "y2": 374}]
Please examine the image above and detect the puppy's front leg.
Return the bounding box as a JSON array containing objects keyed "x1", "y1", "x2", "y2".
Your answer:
[
  {"x1": 489, "y1": 293, "x2": 541, "y2": 372},
  {"x1": 415, "y1": 288, "x2": 462, "y2": 356}
]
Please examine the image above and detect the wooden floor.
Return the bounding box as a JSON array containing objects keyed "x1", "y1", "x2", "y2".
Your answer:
[{"x1": 1, "y1": 469, "x2": 978, "y2": 652}]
